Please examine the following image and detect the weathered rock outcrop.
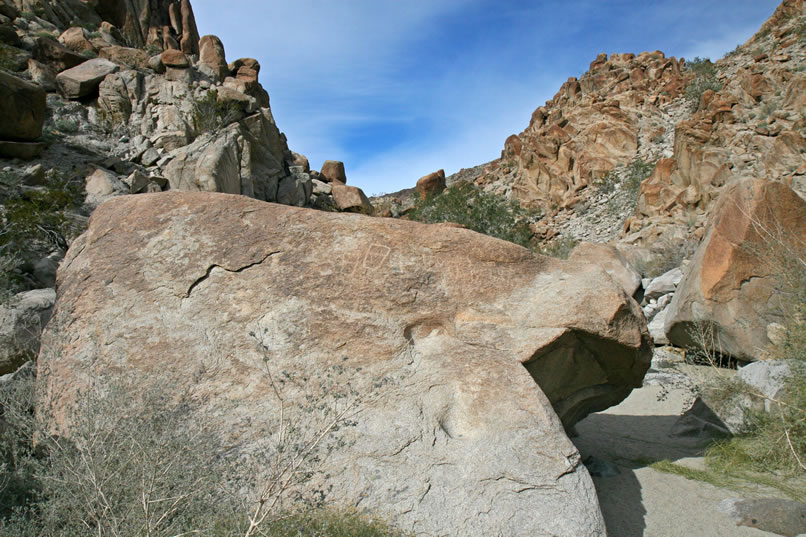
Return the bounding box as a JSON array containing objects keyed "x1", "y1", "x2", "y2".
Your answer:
[
  {"x1": 161, "y1": 108, "x2": 292, "y2": 201},
  {"x1": 39, "y1": 192, "x2": 653, "y2": 537},
  {"x1": 477, "y1": 51, "x2": 689, "y2": 210},
  {"x1": 665, "y1": 178, "x2": 806, "y2": 360},
  {"x1": 94, "y1": 0, "x2": 199, "y2": 54},
  {"x1": 626, "y1": 0, "x2": 806, "y2": 245}
]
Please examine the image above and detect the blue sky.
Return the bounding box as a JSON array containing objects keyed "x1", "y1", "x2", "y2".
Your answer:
[{"x1": 192, "y1": 1, "x2": 781, "y2": 195}]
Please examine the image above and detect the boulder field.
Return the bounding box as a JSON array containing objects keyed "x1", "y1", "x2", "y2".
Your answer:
[{"x1": 38, "y1": 192, "x2": 652, "y2": 537}]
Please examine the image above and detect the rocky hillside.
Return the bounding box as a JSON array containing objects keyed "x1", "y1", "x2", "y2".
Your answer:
[
  {"x1": 0, "y1": 0, "x2": 379, "y2": 294},
  {"x1": 470, "y1": 0, "x2": 806, "y2": 251}
]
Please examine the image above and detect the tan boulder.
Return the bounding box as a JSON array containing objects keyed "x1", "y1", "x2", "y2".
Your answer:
[
  {"x1": 39, "y1": 192, "x2": 653, "y2": 537},
  {"x1": 0, "y1": 70, "x2": 46, "y2": 141},
  {"x1": 229, "y1": 57, "x2": 260, "y2": 77},
  {"x1": 58, "y1": 26, "x2": 94, "y2": 53},
  {"x1": 415, "y1": 169, "x2": 446, "y2": 199},
  {"x1": 568, "y1": 242, "x2": 642, "y2": 297},
  {"x1": 198, "y1": 34, "x2": 228, "y2": 82},
  {"x1": 98, "y1": 46, "x2": 150, "y2": 69},
  {"x1": 56, "y1": 58, "x2": 119, "y2": 99},
  {"x1": 331, "y1": 184, "x2": 373, "y2": 213},
  {"x1": 320, "y1": 159, "x2": 347, "y2": 183},
  {"x1": 665, "y1": 178, "x2": 806, "y2": 361},
  {"x1": 84, "y1": 167, "x2": 127, "y2": 208},
  {"x1": 160, "y1": 48, "x2": 189, "y2": 68}
]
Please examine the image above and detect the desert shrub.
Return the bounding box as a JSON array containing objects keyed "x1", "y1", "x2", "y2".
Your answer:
[
  {"x1": 0, "y1": 44, "x2": 26, "y2": 72},
  {"x1": 706, "y1": 361, "x2": 806, "y2": 476},
  {"x1": 53, "y1": 118, "x2": 79, "y2": 134},
  {"x1": 693, "y1": 215, "x2": 806, "y2": 477},
  {"x1": 189, "y1": 89, "x2": 243, "y2": 136},
  {"x1": 797, "y1": 18, "x2": 806, "y2": 40},
  {"x1": 758, "y1": 99, "x2": 780, "y2": 121},
  {"x1": 0, "y1": 170, "x2": 84, "y2": 295},
  {"x1": 262, "y1": 509, "x2": 411, "y2": 537},
  {"x1": 80, "y1": 49, "x2": 97, "y2": 59},
  {"x1": 408, "y1": 182, "x2": 536, "y2": 249},
  {"x1": 684, "y1": 57, "x2": 722, "y2": 112},
  {"x1": 536, "y1": 236, "x2": 578, "y2": 259},
  {"x1": 0, "y1": 368, "x2": 407, "y2": 537},
  {"x1": 594, "y1": 158, "x2": 656, "y2": 220}
]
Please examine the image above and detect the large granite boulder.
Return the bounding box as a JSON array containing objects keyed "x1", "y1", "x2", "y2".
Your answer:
[
  {"x1": 162, "y1": 108, "x2": 289, "y2": 201},
  {"x1": 39, "y1": 192, "x2": 652, "y2": 537},
  {"x1": 665, "y1": 178, "x2": 806, "y2": 360},
  {"x1": 56, "y1": 58, "x2": 119, "y2": 99},
  {"x1": 0, "y1": 70, "x2": 46, "y2": 141}
]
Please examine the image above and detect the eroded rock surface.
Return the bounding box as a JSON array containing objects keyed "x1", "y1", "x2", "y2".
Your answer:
[
  {"x1": 665, "y1": 178, "x2": 806, "y2": 360},
  {"x1": 39, "y1": 192, "x2": 653, "y2": 537}
]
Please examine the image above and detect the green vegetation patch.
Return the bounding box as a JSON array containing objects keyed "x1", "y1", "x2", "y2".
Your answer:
[
  {"x1": 684, "y1": 57, "x2": 722, "y2": 112},
  {"x1": 408, "y1": 182, "x2": 537, "y2": 249},
  {"x1": 0, "y1": 169, "x2": 85, "y2": 295},
  {"x1": 189, "y1": 89, "x2": 244, "y2": 136}
]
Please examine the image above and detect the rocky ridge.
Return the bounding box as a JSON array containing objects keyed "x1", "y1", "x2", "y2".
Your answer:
[
  {"x1": 465, "y1": 0, "x2": 805, "y2": 254},
  {"x1": 0, "y1": 0, "x2": 366, "y2": 214}
]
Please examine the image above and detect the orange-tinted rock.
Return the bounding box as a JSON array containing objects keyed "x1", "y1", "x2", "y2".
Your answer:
[
  {"x1": 331, "y1": 184, "x2": 372, "y2": 213},
  {"x1": 477, "y1": 50, "x2": 688, "y2": 210},
  {"x1": 160, "y1": 48, "x2": 188, "y2": 68},
  {"x1": 198, "y1": 34, "x2": 228, "y2": 81},
  {"x1": 415, "y1": 169, "x2": 446, "y2": 199},
  {"x1": 179, "y1": 0, "x2": 200, "y2": 54},
  {"x1": 320, "y1": 160, "x2": 347, "y2": 184},
  {"x1": 58, "y1": 27, "x2": 94, "y2": 53},
  {"x1": 236, "y1": 66, "x2": 258, "y2": 82},
  {"x1": 665, "y1": 179, "x2": 806, "y2": 360}
]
